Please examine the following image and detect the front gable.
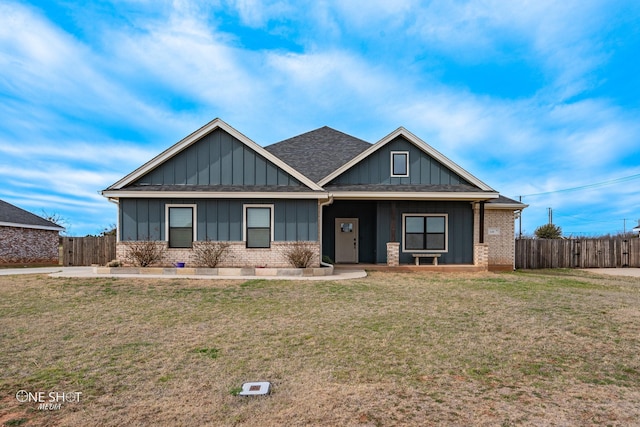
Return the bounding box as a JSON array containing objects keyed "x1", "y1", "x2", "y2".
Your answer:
[
  {"x1": 326, "y1": 135, "x2": 472, "y2": 187},
  {"x1": 132, "y1": 128, "x2": 302, "y2": 187},
  {"x1": 103, "y1": 119, "x2": 324, "y2": 198},
  {"x1": 319, "y1": 127, "x2": 498, "y2": 200}
]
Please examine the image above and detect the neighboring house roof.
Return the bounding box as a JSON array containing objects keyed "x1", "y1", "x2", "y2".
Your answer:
[
  {"x1": 264, "y1": 126, "x2": 371, "y2": 183},
  {"x1": 0, "y1": 199, "x2": 65, "y2": 231}
]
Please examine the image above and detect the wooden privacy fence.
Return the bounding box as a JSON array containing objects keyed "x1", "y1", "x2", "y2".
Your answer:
[
  {"x1": 515, "y1": 238, "x2": 640, "y2": 269},
  {"x1": 61, "y1": 235, "x2": 117, "y2": 266}
]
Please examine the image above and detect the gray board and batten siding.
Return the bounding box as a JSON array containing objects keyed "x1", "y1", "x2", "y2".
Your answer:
[
  {"x1": 132, "y1": 128, "x2": 303, "y2": 188},
  {"x1": 322, "y1": 200, "x2": 474, "y2": 265},
  {"x1": 120, "y1": 198, "x2": 318, "y2": 243},
  {"x1": 327, "y1": 136, "x2": 472, "y2": 186}
]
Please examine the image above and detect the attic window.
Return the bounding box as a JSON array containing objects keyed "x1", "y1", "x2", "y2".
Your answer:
[{"x1": 391, "y1": 151, "x2": 409, "y2": 177}]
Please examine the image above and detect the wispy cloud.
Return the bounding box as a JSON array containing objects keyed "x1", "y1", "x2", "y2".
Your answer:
[{"x1": 0, "y1": 0, "x2": 638, "y2": 236}]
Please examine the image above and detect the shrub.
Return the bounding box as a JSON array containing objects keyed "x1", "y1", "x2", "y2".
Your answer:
[
  {"x1": 125, "y1": 240, "x2": 164, "y2": 267},
  {"x1": 282, "y1": 242, "x2": 316, "y2": 268},
  {"x1": 534, "y1": 223, "x2": 562, "y2": 239},
  {"x1": 193, "y1": 241, "x2": 231, "y2": 268}
]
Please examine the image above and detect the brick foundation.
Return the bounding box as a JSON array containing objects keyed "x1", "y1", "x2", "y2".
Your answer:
[
  {"x1": 116, "y1": 240, "x2": 321, "y2": 268},
  {"x1": 0, "y1": 226, "x2": 60, "y2": 264}
]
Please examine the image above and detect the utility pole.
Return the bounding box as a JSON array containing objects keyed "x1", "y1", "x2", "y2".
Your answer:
[
  {"x1": 548, "y1": 207, "x2": 553, "y2": 225},
  {"x1": 518, "y1": 196, "x2": 522, "y2": 239}
]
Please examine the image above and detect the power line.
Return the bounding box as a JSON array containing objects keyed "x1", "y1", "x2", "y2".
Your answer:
[
  {"x1": 553, "y1": 212, "x2": 628, "y2": 225},
  {"x1": 519, "y1": 172, "x2": 640, "y2": 198}
]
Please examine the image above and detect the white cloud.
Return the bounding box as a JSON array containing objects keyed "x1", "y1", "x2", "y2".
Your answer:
[
  {"x1": 226, "y1": 0, "x2": 292, "y2": 28},
  {"x1": 0, "y1": 0, "x2": 637, "y2": 237}
]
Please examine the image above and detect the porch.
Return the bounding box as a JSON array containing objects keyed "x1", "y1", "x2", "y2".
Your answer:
[{"x1": 334, "y1": 264, "x2": 487, "y2": 273}]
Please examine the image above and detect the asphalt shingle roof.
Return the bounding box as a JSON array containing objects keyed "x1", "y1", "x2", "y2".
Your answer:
[
  {"x1": 264, "y1": 126, "x2": 371, "y2": 183},
  {"x1": 487, "y1": 195, "x2": 527, "y2": 206},
  {"x1": 0, "y1": 199, "x2": 63, "y2": 229}
]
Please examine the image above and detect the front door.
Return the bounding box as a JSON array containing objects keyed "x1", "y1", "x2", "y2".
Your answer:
[{"x1": 335, "y1": 218, "x2": 358, "y2": 263}]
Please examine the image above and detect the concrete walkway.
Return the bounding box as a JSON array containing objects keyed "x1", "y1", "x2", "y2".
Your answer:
[{"x1": 0, "y1": 266, "x2": 367, "y2": 281}]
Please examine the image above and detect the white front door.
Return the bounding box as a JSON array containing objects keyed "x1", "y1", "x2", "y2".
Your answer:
[{"x1": 335, "y1": 218, "x2": 358, "y2": 263}]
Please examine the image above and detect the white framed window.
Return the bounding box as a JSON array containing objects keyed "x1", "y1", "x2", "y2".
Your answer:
[
  {"x1": 402, "y1": 213, "x2": 448, "y2": 252},
  {"x1": 243, "y1": 204, "x2": 274, "y2": 248},
  {"x1": 391, "y1": 151, "x2": 409, "y2": 177},
  {"x1": 165, "y1": 204, "x2": 197, "y2": 248}
]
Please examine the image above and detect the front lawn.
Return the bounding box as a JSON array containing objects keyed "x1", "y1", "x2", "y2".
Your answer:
[{"x1": 1, "y1": 270, "x2": 639, "y2": 426}]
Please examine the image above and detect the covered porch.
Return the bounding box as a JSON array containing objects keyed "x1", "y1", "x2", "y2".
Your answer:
[{"x1": 321, "y1": 199, "x2": 489, "y2": 269}]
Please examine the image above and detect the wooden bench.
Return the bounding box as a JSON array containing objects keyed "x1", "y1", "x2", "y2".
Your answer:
[{"x1": 412, "y1": 253, "x2": 441, "y2": 266}]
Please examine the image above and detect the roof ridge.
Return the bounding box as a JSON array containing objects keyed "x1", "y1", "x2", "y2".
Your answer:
[
  {"x1": 264, "y1": 126, "x2": 372, "y2": 183},
  {"x1": 268, "y1": 125, "x2": 370, "y2": 146}
]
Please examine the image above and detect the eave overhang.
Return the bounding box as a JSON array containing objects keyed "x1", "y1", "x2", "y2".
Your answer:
[
  {"x1": 0, "y1": 221, "x2": 65, "y2": 232},
  {"x1": 486, "y1": 203, "x2": 529, "y2": 210},
  {"x1": 329, "y1": 191, "x2": 500, "y2": 201},
  {"x1": 101, "y1": 190, "x2": 329, "y2": 200}
]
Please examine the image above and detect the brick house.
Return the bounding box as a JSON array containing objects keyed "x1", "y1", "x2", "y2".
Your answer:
[
  {"x1": 102, "y1": 118, "x2": 527, "y2": 270},
  {"x1": 0, "y1": 199, "x2": 65, "y2": 265}
]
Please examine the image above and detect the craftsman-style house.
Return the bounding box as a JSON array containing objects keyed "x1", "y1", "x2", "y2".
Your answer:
[{"x1": 102, "y1": 119, "x2": 526, "y2": 270}]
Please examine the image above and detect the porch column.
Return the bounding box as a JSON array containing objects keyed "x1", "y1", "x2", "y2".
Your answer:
[
  {"x1": 387, "y1": 242, "x2": 400, "y2": 267},
  {"x1": 479, "y1": 201, "x2": 485, "y2": 244},
  {"x1": 474, "y1": 243, "x2": 489, "y2": 270}
]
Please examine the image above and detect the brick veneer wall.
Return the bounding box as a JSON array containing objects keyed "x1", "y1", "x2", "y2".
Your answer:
[
  {"x1": 0, "y1": 226, "x2": 60, "y2": 264},
  {"x1": 484, "y1": 209, "x2": 517, "y2": 269},
  {"x1": 473, "y1": 205, "x2": 518, "y2": 270},
  {"x1": 116, "y1": 241, "x2": 321, "y2": 268}
]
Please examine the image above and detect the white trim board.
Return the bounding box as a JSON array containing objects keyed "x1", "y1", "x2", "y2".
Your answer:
[
  {"x1": 102, "y1": 190, "x2": 328, "y2": 199},
  {"x1": 0, "y1": 221, "x2": 65, "y2": 232}
]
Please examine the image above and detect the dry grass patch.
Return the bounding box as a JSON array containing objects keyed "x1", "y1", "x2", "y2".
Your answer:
[{"x1": 1, "y1": 270, "x2": 640, "y2": 426}]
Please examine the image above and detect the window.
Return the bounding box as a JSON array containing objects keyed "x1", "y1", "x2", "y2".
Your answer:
[
  {"x1": 391, "y1": 151, "x2": 409, "y2": 177},
  {"x1": 168, "y1": 206, "x2": 195, "y2": 248},
  {"x1": 403, "y1": 214, "x2": 447, "y2": 252},
  {"x1": 244, "y1": 205, "x2": 273, "y2": 248}
]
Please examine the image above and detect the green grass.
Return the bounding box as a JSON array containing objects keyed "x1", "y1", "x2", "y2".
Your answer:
[{"x1": 1, "y1": 270, "x2": 640, "y2": 426}]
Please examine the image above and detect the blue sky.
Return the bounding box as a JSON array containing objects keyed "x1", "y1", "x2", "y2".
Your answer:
[{"x1": 1, "y1": 0, "x2": 639, "y2": 236}]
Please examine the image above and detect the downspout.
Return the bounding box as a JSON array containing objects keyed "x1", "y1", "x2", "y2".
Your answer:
[
  {"x1": 319, "y1": 194, "x2": 334, "y2": 268},
  {"x1": 479, "y1": 201, "x2": 485, "y2": 244},
  {"x1": 106, "y1": 197, "x2": 120, "y2": 243}
]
